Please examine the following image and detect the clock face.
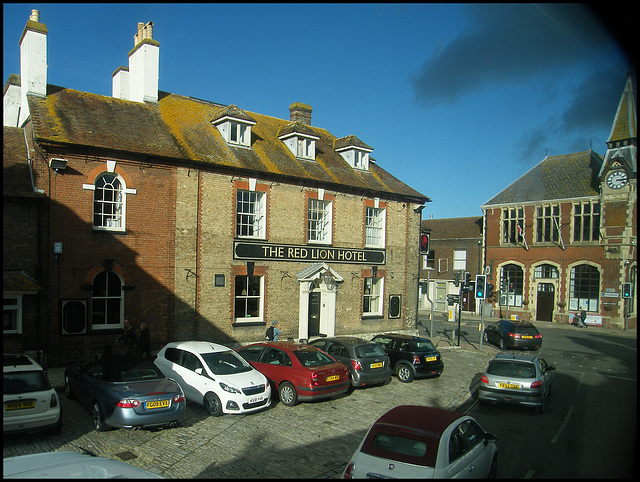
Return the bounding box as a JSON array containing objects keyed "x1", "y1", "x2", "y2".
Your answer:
[{"x1": 606, "y1": 169, "x2": 628, "y2": 189}]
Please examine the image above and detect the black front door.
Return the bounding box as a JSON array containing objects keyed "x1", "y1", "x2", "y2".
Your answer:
[
  {"x1": 308, "y1": 291, "x2": 321, "y2": 336},
  {"x1": 536, "y1": 283, "x2": 555, "y2": 321}
]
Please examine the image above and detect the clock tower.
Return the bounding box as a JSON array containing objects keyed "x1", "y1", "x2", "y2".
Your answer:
[{"x1": 598, "y1": 74, "x2": 637, "y2": 327}]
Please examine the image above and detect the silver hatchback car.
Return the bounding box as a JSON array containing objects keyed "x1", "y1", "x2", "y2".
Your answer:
[{"x1": 478, "y1": 353, "x2": 555, "y2": 413}]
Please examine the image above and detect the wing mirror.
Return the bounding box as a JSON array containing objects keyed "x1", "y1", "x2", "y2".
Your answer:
[{"x1": 195, "y1": 368, "x2": 203, "y2": 376}]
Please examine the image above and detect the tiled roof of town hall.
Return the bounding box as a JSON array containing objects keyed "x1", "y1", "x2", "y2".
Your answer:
[
  {"x1": 3, "y1": 126, "x2": 45, "y2": 199},
  {"x1": 421, "y1": 216, "x2": 483, "y2": 239},
  {"x1": 26, "y1": 86, "x2": 428, "y2": 203},
  {"x1": 482, "y1": 150, "x2": 603, "y2": 207}
]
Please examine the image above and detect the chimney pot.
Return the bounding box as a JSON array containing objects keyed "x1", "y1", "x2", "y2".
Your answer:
[{"x1": 29, "y1": 9, "x2": 39, "y2": 22}]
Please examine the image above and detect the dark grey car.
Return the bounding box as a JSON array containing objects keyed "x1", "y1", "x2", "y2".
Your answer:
[{"x1": 308, "y1": 337, "x2": 392, "y2": 388}]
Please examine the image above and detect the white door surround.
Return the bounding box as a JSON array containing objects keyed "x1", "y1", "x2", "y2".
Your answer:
[{"x1": 296, "y1": 262, "x2": 343, "y2": 341}]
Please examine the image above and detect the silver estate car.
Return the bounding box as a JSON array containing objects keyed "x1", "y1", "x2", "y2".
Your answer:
[{"x1": 478, "y1": 353, "x2": 555, "y2": 413}]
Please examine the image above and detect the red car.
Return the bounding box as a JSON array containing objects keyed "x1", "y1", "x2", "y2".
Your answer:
[{"x1": 236, "y1": 342, "x2": 350, "y2": 406}]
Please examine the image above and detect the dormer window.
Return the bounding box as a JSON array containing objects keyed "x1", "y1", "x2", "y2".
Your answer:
[
  {"x1": 334, "y1": 135, "x2": 373, "y2": 171},
  {"x1": 278, "y1": 122, "x2": 319, "y2": 161},
  {"x1": 211, "y1": 105, "x2": 256, "y2": 148}
]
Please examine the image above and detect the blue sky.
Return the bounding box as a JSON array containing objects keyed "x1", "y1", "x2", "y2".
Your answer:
[{"x1": 3, "y1": 4, "x2": 633, "y2": 219}]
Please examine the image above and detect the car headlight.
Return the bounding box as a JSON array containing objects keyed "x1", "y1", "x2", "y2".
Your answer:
[{"x1": 219, "y1": 382, "x2": 241, "y2": 394}]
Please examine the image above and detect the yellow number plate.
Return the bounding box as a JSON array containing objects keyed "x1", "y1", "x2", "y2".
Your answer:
[
  {"x1": 370, "y1": 362, "x2": 383, "y2": 369},
  {"x1": 5, "y1": 400, "x2": 36, "y2": 411},
  {"x1": 522, "y1": 335, "x2": 533, "y2": 339},
  {"x1": 326, "y1": 375, "x2": 340, "y2": 382},
  {"x1": 145, "y1": 400, "x2": 170, "y2": 409},
  {"x1": 498, "y1": 383, "x2": 520, "y2": 389},
  {"x1": 425, "y1": 356, "x2": 437, "y2": 362}
]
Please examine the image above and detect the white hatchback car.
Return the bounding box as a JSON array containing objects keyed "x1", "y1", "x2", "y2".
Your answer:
[
  {"x1": 3, "y1": 354, "x2": 62, "y2": 435},
  {"x1": 343, "y1": 405, "x2": 497, "y2": 478},
  {"x1": 154, "y1": 341, "x2": 271, "y2": 416}
]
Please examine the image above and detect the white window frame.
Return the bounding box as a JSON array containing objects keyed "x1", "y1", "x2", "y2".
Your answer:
[
  {"x1": 453, "y1": 250, "x2": 467, "y2": 271},
  {"x1": 308, "y1": 198, "x2": 332, "y2": 244},
  {"x1": 296, "y1": 137, "x2": 315, "y2": 160},
  {"x1": 234, "y1": 275, "x2": 264, "y2": 323},
  {"x1": 363, "y1": 277, "x2": 384, "y2": 316},
  {"x1": 3, "y1": 294, "x2": 22, "y2": 334},
  {"x1": 91, "y1": 271, "x2": 124, "y2": 330},
  {"x1": 236, "y1": 190, "x2": 266, "y2": 239},
  {"x1": 92, "y1": 172, "x2": 126, "y2": 232},
  {"x1": 365, "y1": 206, "x2": 386, "y2": 248}
]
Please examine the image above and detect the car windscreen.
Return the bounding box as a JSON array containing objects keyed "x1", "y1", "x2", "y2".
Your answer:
[
  {"x1": 294, "y1": 349, "x2": 336, "y2": 367},
  {"x1": 102, "y1": 359, "x2": 165, "y2": 382},
  {"x1": 412, "y1": 340, "x2": 437, "y2": 352},
  {"x1": 202, "y1": 351, "x2": 253, "y2": 375},
  {"x1": 361, "y1": 428, "x2": 438, "y2": 467},
  {"x1": 3, "y1": 371, "x2": 51, "y2": 394},
  {"x1": 487, "y1": 360, "x2": 536, "y2": 378},
  {"x1": 355, "y1": 343, "x2": 386, "y2": 358}
]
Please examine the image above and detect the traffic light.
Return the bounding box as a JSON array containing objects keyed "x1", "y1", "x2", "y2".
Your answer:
[
  {"x1": 475, "y1": 275, "x2": 486, "y2": 299},
  {"x1": 622, "y1": 282, "x2": 632, "y2": 299},
  {"x1": 464, "y1": 272, "x2": 471, "y2": 287},
  {"x1": 486, "y1": 282, "x2": 495, "y2": 300},
  {"x1": 419, "y1": 233, "x2": 430, "y2": 255},
  {"x1": 453, "y1": 271, "x2": 460, "y2": 287}
]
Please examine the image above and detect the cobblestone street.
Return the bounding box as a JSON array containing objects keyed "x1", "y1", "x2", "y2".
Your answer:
[{"x1": 3, "y1": 345, "x2": 496, "y2": 478}]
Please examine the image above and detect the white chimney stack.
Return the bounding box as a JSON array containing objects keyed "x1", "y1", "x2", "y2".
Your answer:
[
  {"x1": 113, "y1": 21, "x2": 159, "y2": 103},
  {"x1": 18, "y1": 9, "x2": 48, "y2": 126}
]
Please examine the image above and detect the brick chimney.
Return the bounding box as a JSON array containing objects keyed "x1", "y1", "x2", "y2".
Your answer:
[
  {"x1": 112, "y1": 21, "x2": 159, "y2": 103},
  {"x1": 289, "y1": 102, "x2": 312, "y2": 126},
  {"x1": 18, "y1": 9, "x2": 48, "y2": 127}
]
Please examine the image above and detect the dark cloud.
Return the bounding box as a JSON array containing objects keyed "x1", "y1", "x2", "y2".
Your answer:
[{"x1": 410, "y1": 4, "x2": 623, "y2": 106}]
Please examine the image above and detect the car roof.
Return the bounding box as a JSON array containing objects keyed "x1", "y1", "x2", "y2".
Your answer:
[
  {"x1": 375, "y1": 333, "x2": 430, "y2": 342},
  {"x1": 319, "y1": 336, "x2": 371, "y2": 345},
  {"x1": 242, "y1": 341, "x2": 319, "y2": 352},
  {"x1": 374, "y1": 405, "x2": 464, "y2": 436},
  {"x1": 3, "y1": 354, "x2": 43, "y2": 373},
  {"x1": 162, "y1": 341, "x2": 233, "y2": 353},
  {"x1": 499, "y1": 320, "x2": 535, "y2": 327}
]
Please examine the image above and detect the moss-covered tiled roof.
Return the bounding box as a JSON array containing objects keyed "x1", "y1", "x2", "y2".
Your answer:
[
  {"x1": 3, "y1": 270, "x2": 42, "y2": 292},
  {"x1": 27, "y1": 86, "x2": 428, "y2": 203},
  {"x1": 482, "y1": 150, "x2": 603, "y2": 207},
  {"x1": 421, "y1": 216, "x2": 483, "y2": 239}
]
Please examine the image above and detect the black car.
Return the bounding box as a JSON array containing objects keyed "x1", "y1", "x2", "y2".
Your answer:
[
  {"x1": 483, "y1": 320, "x2": 542, "y2": 350},
  {"x1": 308, "y1": 337, "x2": 392, "y2": 388},
  {"x1": 370, "y1": 333, "x2": 443, "y2": 383}
]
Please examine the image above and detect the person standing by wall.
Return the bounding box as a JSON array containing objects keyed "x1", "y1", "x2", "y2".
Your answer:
[
  {"x1": 117, "y1": 319, "x2": 138, "y2": 356},
  {"x1": 137, "y1": 323, "x2": 151, "y2": 358}
]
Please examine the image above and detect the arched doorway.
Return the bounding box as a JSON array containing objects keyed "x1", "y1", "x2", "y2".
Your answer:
[{"x1": 536, "y1": 283, "x2": 555, "y2": 321}]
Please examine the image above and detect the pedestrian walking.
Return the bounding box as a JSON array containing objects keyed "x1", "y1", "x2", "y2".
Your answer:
[
  {"x1": 137, "y1": 323, "x2": 151, "y2": 358},
  {"x1": 580, "y1": 308, "x2": 588, "y2": 328},
  {"x1": 117, "y1": 318, "x2": 138, "y2": 356},
  {"x1": 266, "y1": 320, "x2": 283, "y2": 341}
]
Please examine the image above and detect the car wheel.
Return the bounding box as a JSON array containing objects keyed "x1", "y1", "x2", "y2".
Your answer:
[
  {"x1": 483, "y1": 331, "x2": 489, "y2": 342},
  {"x1": 498, "y1": 338, "x2": 505, "y2": 349},
  {"x1": 395, "y1": 364, "x2": 414, "y2": 383},
  {"x1": 92, "y1": 401, "x2": 110, "y2": 432},
  {"x1": 64, "y1": 373, "x2": 74, "y2": 399},
  {"x1": 488, "y1": 454, "x2": 498, "y2": 478},
  {"x1": 278, "y1": 382, "x2": 298, "y2": 406},
  {"x1": 204, "y1": 392, "x2": 223, "y2": 417}
]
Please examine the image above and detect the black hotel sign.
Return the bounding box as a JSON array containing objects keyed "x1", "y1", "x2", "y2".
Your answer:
[{"x1": 234, "y1": 241, "x2": 385, "y2": 265}]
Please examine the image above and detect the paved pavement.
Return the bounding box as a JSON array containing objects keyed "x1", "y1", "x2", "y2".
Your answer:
[{"x1": 4, "y1": 314, "x2": 634, "y2": 478}]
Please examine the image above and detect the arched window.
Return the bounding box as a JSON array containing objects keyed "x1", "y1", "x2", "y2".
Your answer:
[
  {"x1": 500, "y1": 264, "x2": 524, "y2": 307},
  {"x1": 91, "y1": 271, "x2": 123, "y2": 329},
  {"x1": 569, "y1": 265, "x2": 600, "y2": 312},
  {"x1": 94, "y1": 173, "x2": 124, "y2": 230},
  {"x1": 534, "y1": 264, "x2": 559, "y2": 279}
]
